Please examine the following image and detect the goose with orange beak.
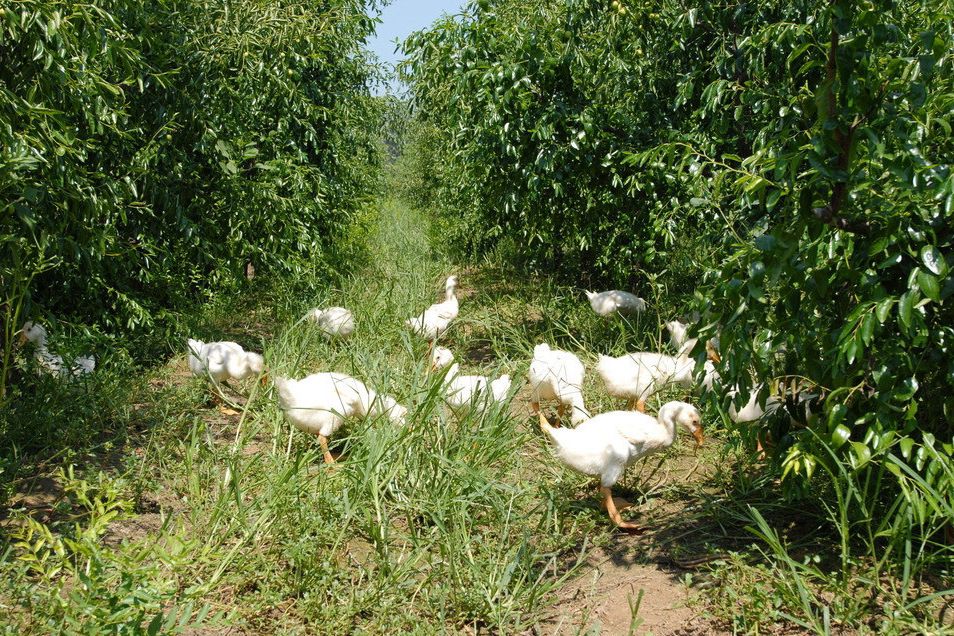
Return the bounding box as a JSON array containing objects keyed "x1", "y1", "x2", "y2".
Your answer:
[{"x1": 538, "y1": 401, "x2": 703, "y2": 531}]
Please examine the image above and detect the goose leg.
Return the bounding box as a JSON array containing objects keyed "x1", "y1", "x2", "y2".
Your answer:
[
  {"x1": 755, "y1": 433, "x2": 768, "y2": 461},
  {"x1": 537, "y1": 411, "x2": 553, "y2": 433},
  {"x1": 530, "y1": 401, "x2": 540, "y2": 415},
  {"x1": 635, "y1": 399, "x2": 646, "y2": 413},
  {"x1": 600, "y1": 486, "x2": 642, "y2": 532},
  {"x1": 601, "y1": 495, "x2": 634, "y2": 511},
  {"x1": 318, "y1": 435, "x2": 335, "y2": 465}
]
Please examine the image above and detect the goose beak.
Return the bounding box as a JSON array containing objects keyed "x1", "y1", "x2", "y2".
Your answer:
[
  {"x1": 693, "y1": 428, "x2": 704, "y2": 448},
  {"x1": 17, "y1": 330, "x2": 28, "y2": 346},
  {"x1": 706, "y1": 342, "x2": 721, "y2": 364}
]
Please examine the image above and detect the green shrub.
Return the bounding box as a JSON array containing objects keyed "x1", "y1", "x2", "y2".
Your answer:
[{"x1": 1, "y1": 0, "x2": 382, "y2": 389}]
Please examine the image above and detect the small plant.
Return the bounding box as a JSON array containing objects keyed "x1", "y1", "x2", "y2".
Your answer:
[{"x1": 3, "y1": 466, "x2": 216, "y2": 633}]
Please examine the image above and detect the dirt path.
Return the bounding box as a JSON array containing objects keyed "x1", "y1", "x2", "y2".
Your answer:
[{"x1": 530, "y1": 452, "x2": 730, "y2": 636}]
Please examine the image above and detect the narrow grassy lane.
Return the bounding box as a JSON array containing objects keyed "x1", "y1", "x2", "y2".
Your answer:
[{"x1": 3, "y1": 199, "x2": 734, "y2": 634}]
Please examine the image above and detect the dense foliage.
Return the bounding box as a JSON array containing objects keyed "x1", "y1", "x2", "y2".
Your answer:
[
  {"x1": 401, "y1": 0, "x2": 718, "y2": 286},
  {"x1": 1, "y1": 0, "x2": 382, "y2": 393},
  {"x1": 402, "y1": 0, "x2": 953, "y2": 583}
]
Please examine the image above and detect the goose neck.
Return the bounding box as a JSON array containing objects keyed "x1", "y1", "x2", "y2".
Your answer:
[{"x1": 657, "y1": 409, "x2": 678, "y2": 445}]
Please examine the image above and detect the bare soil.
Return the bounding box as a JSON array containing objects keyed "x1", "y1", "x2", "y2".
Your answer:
[{"x1": 539, "y1": 542, "x2": 700, "y2": 635}]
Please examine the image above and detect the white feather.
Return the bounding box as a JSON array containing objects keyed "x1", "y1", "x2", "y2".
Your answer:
[
  {"x1": 306, "y1": 306, "x2": 355, "y2": 339},
  {"x1": 541, "y1": 401, "x2": 702, "y2": 487},
  {"x1": 585, "y1": 290, "x2": 647, "y2": 317},
  {"x1": 406, "y1": 275, "x2": 459, "y2": 341},
  {"x1": 528, "y1": 343, "x2": 589, "y2": 424},
  {"x1": 273, "y1": 372, "x2": 406, "y2": 439},
  {"x1": 21, "y1": 321, "x2": 95, "y2": 378},
  {"x1": 188, "y1": 339, "x2": 264, "y2": 382},
  {"x1": 441, "y1": 363, "x2": 512, "y2": 417}
]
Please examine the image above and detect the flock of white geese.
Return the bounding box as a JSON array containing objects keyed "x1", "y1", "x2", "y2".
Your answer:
[{"x1": 18, "y1": 276, "x2": 781, "y2": 531}]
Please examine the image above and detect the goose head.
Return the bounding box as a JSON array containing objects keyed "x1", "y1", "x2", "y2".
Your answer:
[
  {"x1": 430, "y1": 346, "x2": 455, "y2": 372},
  {"x1": 379, "y1": 395, "x2": 408, "y2": 426},
  {"x1": 659, "y1": 401, "x2": 703, "y2": 447},
  {"x1": 490, "y1": 374, "x2": 512, "y2": 400},
  {"x1": 532, "y1": 342, "x2": 552, "y2": 357},
  {"x1": 664, "y1": 320, "x2": 688, "y2": 348},
  {"x1": 245, "y1": 352, "x2": 265, "y2": 376},
  {"x1": 187, "y1": 338, "x2": 205, "y2": 356},
  {"x1": 244, "y1": 351, "x2": 270, "y2": 385},
  {"x1": 272, "y1": 376, "x2": 296, "y2": 407},
  {"x1": 20, "y1": 321, "x2": 48, "y2": 347},
  {"x1": 444, "y1": 275, "x2": 459, "y2": 298}
]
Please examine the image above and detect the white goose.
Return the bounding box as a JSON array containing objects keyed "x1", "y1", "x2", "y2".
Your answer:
[
  {"x1": 305, "y1": 306, "x2": 355, "y2": 339},
  {"x1": 440, "y1": 363, "x2": 512, "y2": 417},
  {"x1": 19, "y1": 321, "x2": 95, "y2": 377},
  {"x1": 537, "y1": 401, "x2": 703, "y2": 530},
  {"x1": 187, "y1": 339, "x2": 265, "y2": 384},
  {"x1": 528, "y1": 343, "x2": 590, "y2": 424},
  {"x1": 728, "y1": 386, "x2": 781, "y2": 423},
  {"x1": 585, "y1": 290, "x2": 647, "y2": 317},
  {"x1": 665, "y1": 319, "x2": 721, "y2": 360},
  {"x1": 664, "y1": 319, "x2": 690, "y2": 351},
  {"x1": 406, "y1": 275, "x2": 459, "y2": 347},
  {"x1": 727, "y1": 382, "x2": 819, "y2": 458},
  {"x1": 596, "y1": 341, "x2": 720, "y2": 412},
  {"x1": 273, "y1": 372, "x2": 406, "y2": 464}
]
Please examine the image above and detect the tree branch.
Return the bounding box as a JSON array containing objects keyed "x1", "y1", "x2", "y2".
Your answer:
[
  {"x1": 813, "y1": 205, "x2": 871, "y2": 234},
  {"x1": 816, "y1": 3, "x2": 870, "y2": 235}
]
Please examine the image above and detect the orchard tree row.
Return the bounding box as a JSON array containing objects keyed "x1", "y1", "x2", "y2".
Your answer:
[
  {"x1": 1, "y1": 0, "x2": 383, "y2": 385},
  {"x1": 401, "y1": 0, "x2": 953, "y2": 559}
]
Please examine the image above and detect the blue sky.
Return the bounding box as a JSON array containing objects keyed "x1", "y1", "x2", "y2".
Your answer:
[{"x1": 368, "y1": 0, "x2": 467, "y2": 94}]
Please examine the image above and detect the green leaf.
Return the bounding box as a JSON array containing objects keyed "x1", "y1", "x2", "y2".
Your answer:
[
  {"x1": 917, "y1": 270, "x2": 940, "y2": 301},
  {"x1": 844, "y1": 338, "x2": 859, "y2": 364},
  {"x1": 828, "y1": 403, "x2": 847, "y2": 430},
  {"x1": 875, "y1": 298, "x2": 893, "y2": 323},
  {"x1": 787, "y1": 42, "x2": 812, "y2": 67},
  {"x1": 831, "y1": 424, "x2": 851, "y2": 448},
  {"x1": 850, "y1": 442, "x2": 872, "y2": 468},
  {"x1": 920, "y1": 245, "x2": 947, "y2": 276},
  {"x1": 899, "y1": 437, "x2": 915, "y2": 460},
  {"x1": 860, "y1": 312, "x2": 876, "y2": 345},
  {"x1": 754, "y1": 234, "x2": 776, "y2": 251},
  {"x1": 898, "y1": 290, "x2": 915, "y2": 328}
]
